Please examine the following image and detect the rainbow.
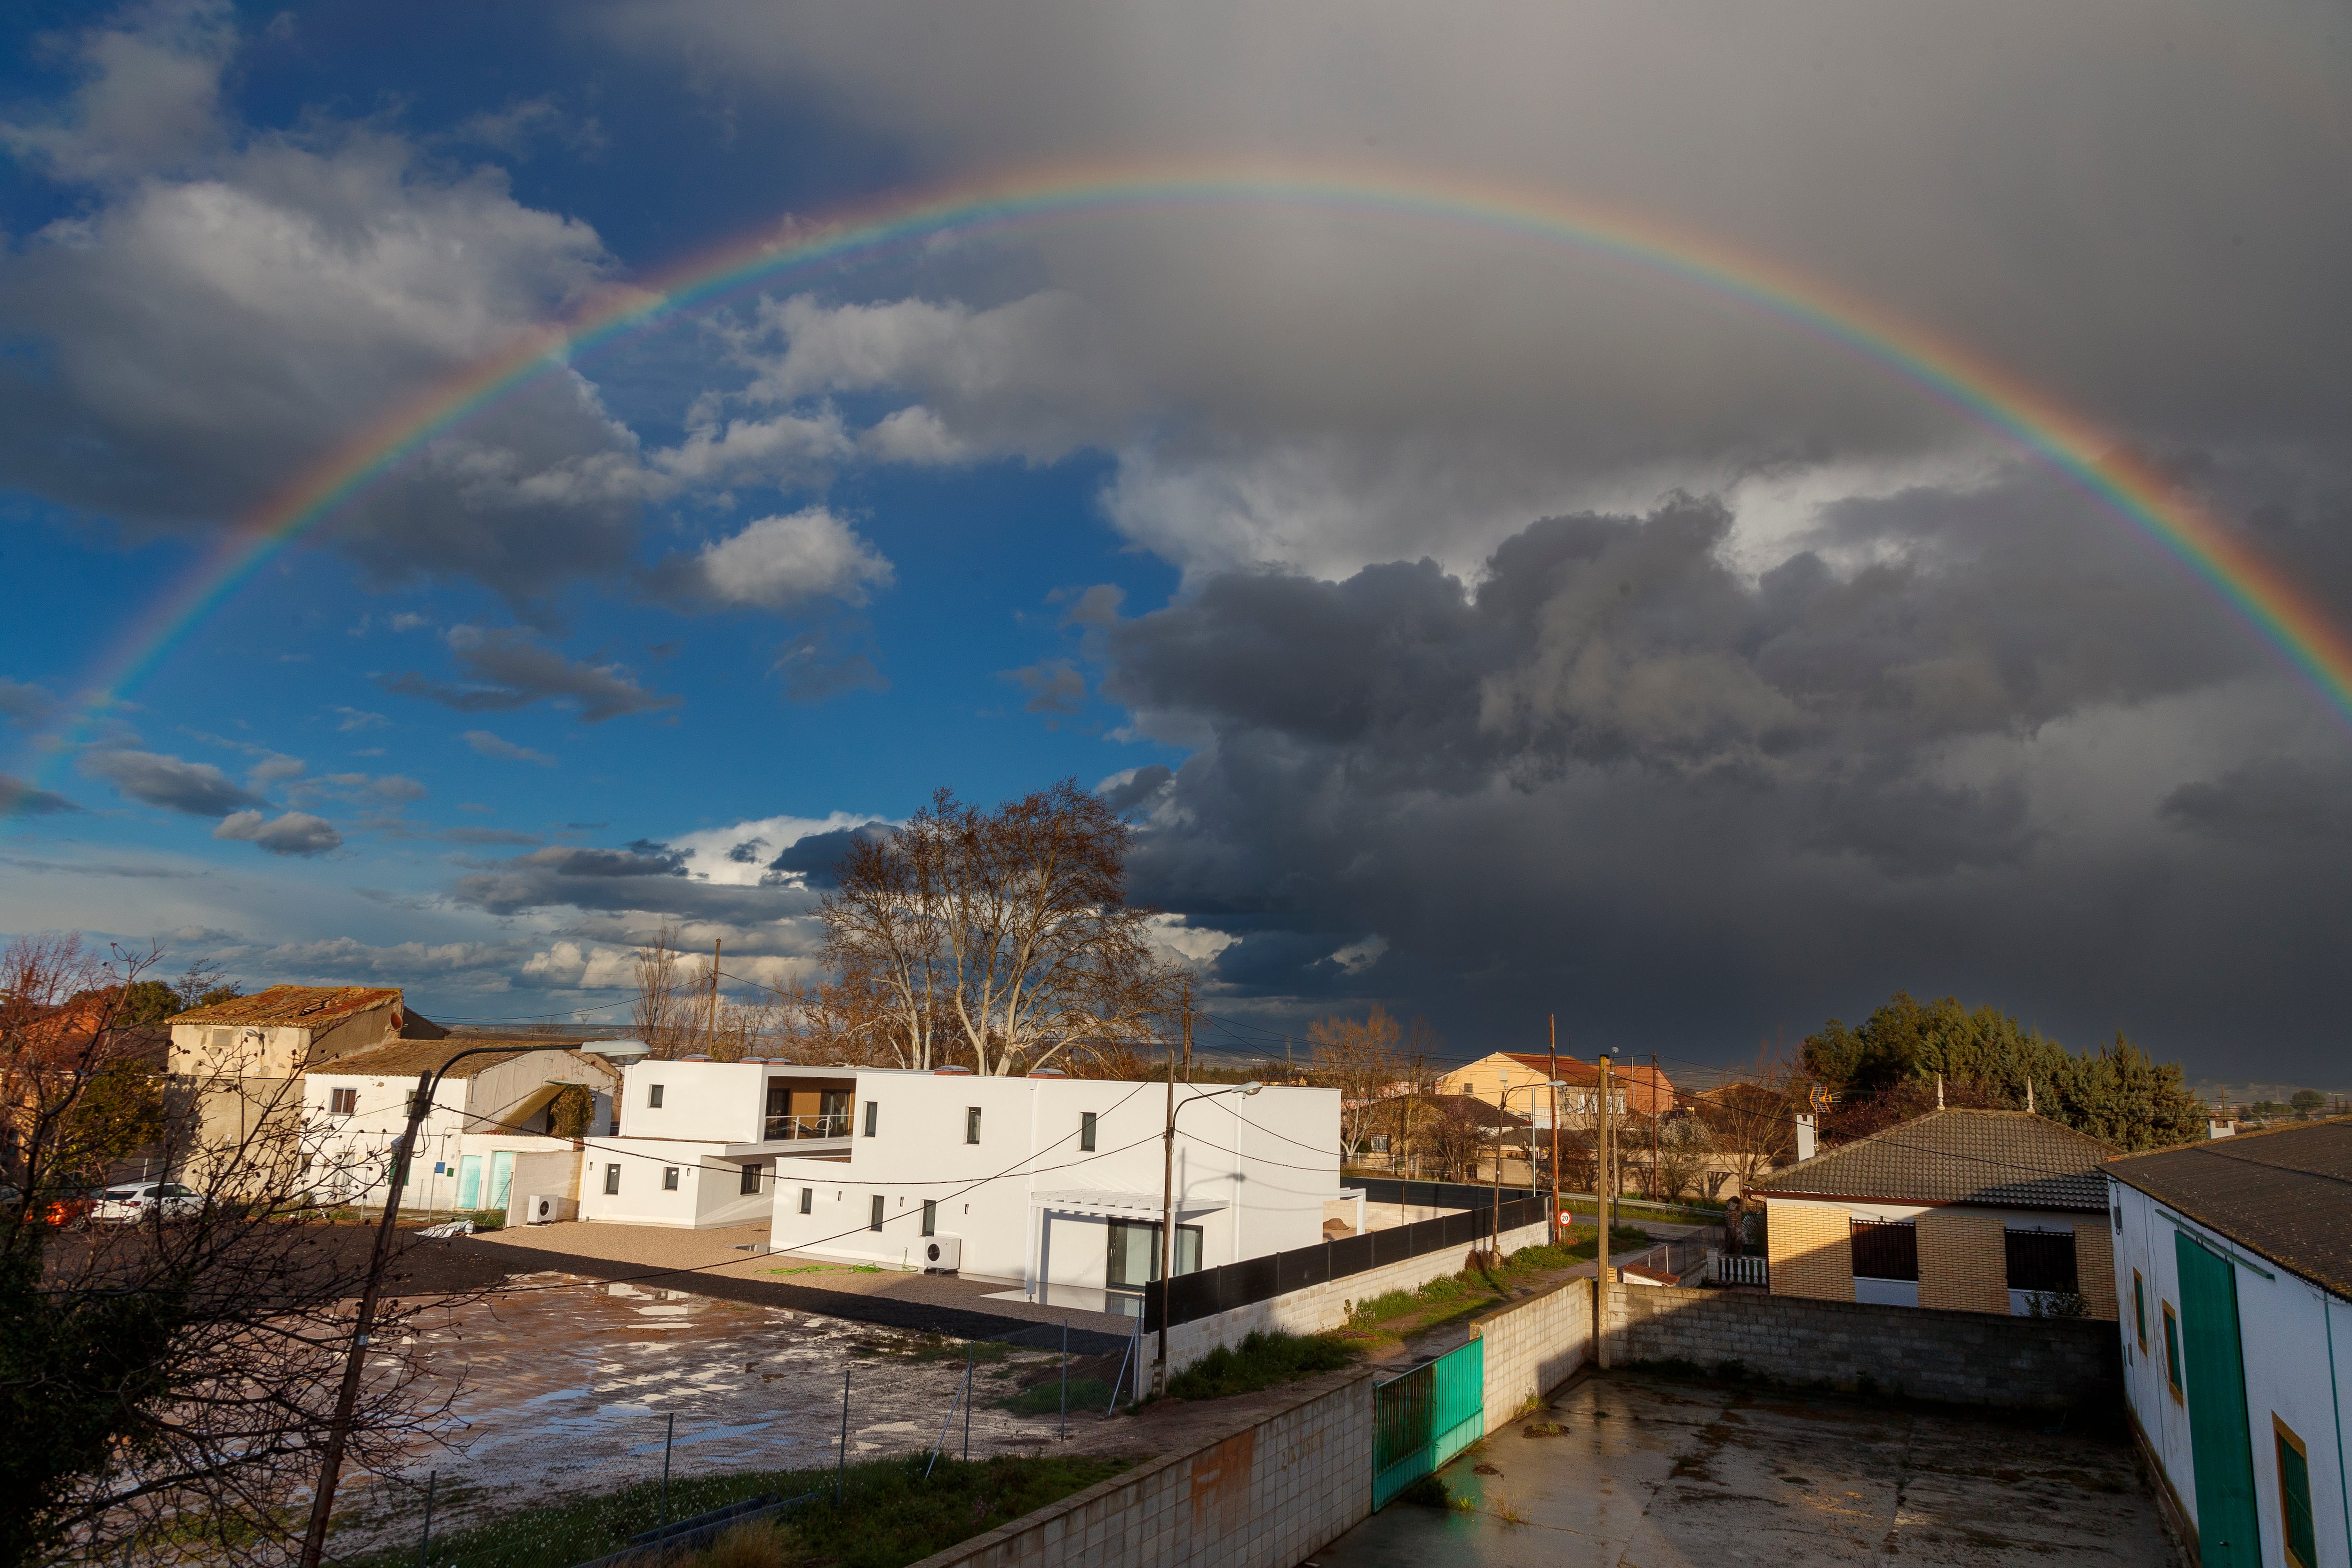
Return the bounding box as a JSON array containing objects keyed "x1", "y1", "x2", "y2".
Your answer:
[{"x1": 15, "y1": 157, "x2": 2352, "y2": 803}]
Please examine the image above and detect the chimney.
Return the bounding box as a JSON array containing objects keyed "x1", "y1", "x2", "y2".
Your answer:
[{"x1": 1796, "y1": 1114, "x2": 1817, "y2": 1162}]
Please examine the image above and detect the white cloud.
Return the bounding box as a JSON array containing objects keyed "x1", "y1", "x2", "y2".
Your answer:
[
  {"x1": 522, "y1": 939, "x2": 639, "y2": 989},
  {"x1": 462, "y1": 730, "x2": 557, "y2": 766},
  {"x1": 213, "y1": 810, "x2": 342, "y2": 856},
  {"x1": 1327, "y1": 934, "x2": 1389, "y2": 976},
  {"x1": 663, "y1": 812, "x2": 884, "y2": 886},
  {"x1": 693, "y1": 509, "x2": 895, "y2": 610}
]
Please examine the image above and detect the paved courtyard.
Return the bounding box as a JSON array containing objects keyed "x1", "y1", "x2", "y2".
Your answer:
[{"x1": 1312, "y1": 1371, "x2": 2181, "y2": 1567}]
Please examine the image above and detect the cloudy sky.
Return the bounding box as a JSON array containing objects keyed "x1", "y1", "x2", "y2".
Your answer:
[{"x1": 4, "y1": 0, "x2": 2349, "y2": 1081}]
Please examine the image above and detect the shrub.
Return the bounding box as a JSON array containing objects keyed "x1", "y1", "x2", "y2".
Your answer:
[
  {"x1": 1166, "y1": 1331, "x2": 1355, "y2": 1399},
  {"x1": 468, "y1": 1209, "x2": 505, "y2": 1231}
]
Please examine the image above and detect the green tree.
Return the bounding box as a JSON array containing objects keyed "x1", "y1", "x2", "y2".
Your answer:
[
  {"x1": 1801, "y1": 991, "x2": 2206, "y2": 1152},
  {"x1": 2290, "y1": 1089, "x2": 2327, "y2": 1117}
]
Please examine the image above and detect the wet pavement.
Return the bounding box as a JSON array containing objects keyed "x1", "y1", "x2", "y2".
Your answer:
[{"x1": 1311, "y1": 1371, "x2": 2181, "y2": 1567}]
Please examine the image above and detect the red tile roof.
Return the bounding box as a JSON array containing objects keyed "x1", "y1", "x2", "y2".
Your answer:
[{"x1": 169, "y1": 986, "x2": 403, "y2": 1029}]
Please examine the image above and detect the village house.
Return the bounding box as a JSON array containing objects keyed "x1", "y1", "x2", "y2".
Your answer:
[
  {"x1": 1435, "y1": 1051, "x2": 1674, "y2": 1121},
  {"x1": 1750, "y1": 1106, "x2": 2119, "y2": 1319},
  {"x1": 578, "y1": 1055, "x2": 858, "y2": 1230},
  {"x1": 300, "y1": 1038, "x2": 615, "y2": 1217},
  {"x1": 2105, "y1": 1119, "x2": 2350, "y2": 1568}
]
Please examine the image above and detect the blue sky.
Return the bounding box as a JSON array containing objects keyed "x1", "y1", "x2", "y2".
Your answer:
[{"x1": 5, "y1": 0, "x2": 2351, "y2": 1078}]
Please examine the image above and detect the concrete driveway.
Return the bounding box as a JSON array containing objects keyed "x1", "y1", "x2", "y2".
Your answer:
[{"x1": 1311, "y1": 1371, "x2": 2181, "y2": 1567}]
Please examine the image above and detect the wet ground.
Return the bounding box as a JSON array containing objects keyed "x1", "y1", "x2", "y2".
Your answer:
[{"x1": 1311, "y1": 1371, "x2": 2181, "y2": 1567}]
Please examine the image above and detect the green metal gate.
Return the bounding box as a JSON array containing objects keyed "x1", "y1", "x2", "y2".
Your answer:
[
  {"x1": 1372, "y1": 1338, "x2": 1484, "y2": 1508},
  {"x1": 2175, "y1": 1231, "x2": 2262, "y2": 1568}
]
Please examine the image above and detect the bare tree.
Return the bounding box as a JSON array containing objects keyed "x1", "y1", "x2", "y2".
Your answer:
[
  {"x1": 1305, "y1": 1004, "x2": 1414, "y2": 1158},
  {"x1": 631, "y1": 921, "x2": 691, "y2": 1058},
  {"x1": 1694, "y1": 1047, "x2": 1799, "y2": 1196},
  {"x1": 2, "y1": 933, "x2": 473, "y2": 1568},
  {"x1": 1653, "y1": 1112, "x2": 1716, "y2": 1201},
  {"x1": 819, "y1": 782, "x2": 1176, "y2": 1075}
]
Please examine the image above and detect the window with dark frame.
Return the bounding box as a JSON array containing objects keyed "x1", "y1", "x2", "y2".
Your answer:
[
  {"x1": 1080, "y1": 1111, "x2": 1097, "y2": 1152},
  {"x1": 863, "y1": 1100, "x2": 878, "y2": 1137},
  {"x1": 648, "y1": 1083, "x2": 665, "y2": 1108},
  {"x1": 922, "y1": 1199, "x2": 936, "y2": 1236},
  {"x1": 2133, "y1": 1271, "x2": 2147, "y2": 1351},
  {"x1": 329, "y1": 1087, "x2": 357, "y2": 1115},
  {"x1": 1849, "y1": 1219, "x2": 1919, "y2": 1281},
  {"x1": 604, "y1": 1163, "x2": 620, "y2": 1195},
  {"x1": 799, "y1": 1186, "x2": 813, "y2": 1214},
  {"x1": 2004, "y1": 1227, "x2": 2079, "y2": 1295},
  {"x1": 739, "y1": 1163, "x2": 762, "y2": 1195},
  {"x1": 2162, "y1": 1304, "x2": 2184, "y2": 1401},
  {"x1": 662, "y1": 1166, "x2": 680, "y2": 1191},
  {"x1": 2276, "y1": 1416, "x2": 2316, "y2": 1568},
  {"x1": 966, "y1": 1106, "x2": 982, "y2": 1144},
  {"x1": 868, "y1": 1194, "x2": 884, "y2": 1231}
]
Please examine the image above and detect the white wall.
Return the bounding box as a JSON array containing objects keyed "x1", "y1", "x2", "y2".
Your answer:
[
  {"x1": 577, "y1": 1137, "x2": 775, "y2": 1228},
  {"x1": 2110, "y1": 1178, "x2": 2351, "y2": 1568},
  {"x1": 764, "y1": 1072, "x2": 1343, "y2": 1289},
  {"x1": 302, "y1": 1049, "x2": 609, "y2": 1211}
]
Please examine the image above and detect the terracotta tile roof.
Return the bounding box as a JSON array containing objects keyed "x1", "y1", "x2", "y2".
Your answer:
[
  {"x1": 307, "y1": 1036, "x2": 614, "y2": 1082},
  {"x1": 169, "y1": 986, "x2": 403, "y2": 1029},
  {"x1": 2103, "y1": 1119, "x2": 2352, "y2": 1300},
  {"x1": 1753, "y1": 1107, "x2": 2114, "y2": 1212}
]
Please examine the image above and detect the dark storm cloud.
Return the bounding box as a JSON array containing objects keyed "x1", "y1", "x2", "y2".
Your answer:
[
  {"x1": 2159, "y1": 759, "x2": 2352, "y2": 847},
  {"x1": 764, "y1": 822, "x2": 892, "y2": 888},
  {"x1": 79, "y1": 748, "x2": 263, "y2": 817},
  {"x1": 381, "y1": 627, "x2": 676, "y2": 723},
  {"x1": 452, "y1": 840, "x2": 810, "y2": 919},
  {"x1": 1098, "y1": 764, "x2": 1173, "y2": 816}
]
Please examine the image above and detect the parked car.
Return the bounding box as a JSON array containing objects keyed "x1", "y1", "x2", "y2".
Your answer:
[
  {"x1": 36, "y1": 1192, "x2": 97, "y2": 1227},
  {"x1": 91, "y1": 1182, "x2": 206, "y2": 1223}
]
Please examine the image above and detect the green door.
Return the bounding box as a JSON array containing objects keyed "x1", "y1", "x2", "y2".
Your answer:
[
  {"x1": 457, "y1": 1155, "x2": 482, "y2": 1210},
  {"x1": 488, "y1": 1150, "x2": 516, "y2": 1213},
  {"x1": 2175, "y1": 1232, "x2": 2261, "y2": 1568}
]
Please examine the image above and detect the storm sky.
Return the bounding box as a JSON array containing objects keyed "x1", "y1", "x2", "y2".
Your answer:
[{"x1": 3, "y1": 0, "x2": 2349, "y2": 1081}]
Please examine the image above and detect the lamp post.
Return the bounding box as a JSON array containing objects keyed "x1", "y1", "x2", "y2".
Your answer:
[
  {"x1": 1153, "y1": 1079, "x2": 1261, "y2": 1393},
  {"x1": 296, "y1": 1037, "x2": 651, "y2": 1568}
]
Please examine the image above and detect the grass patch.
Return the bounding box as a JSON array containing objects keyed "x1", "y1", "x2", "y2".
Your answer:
[
  {"x1": 342, "y1": 1453, "x2": 1127, "y2": 1568},
  {"x1": 995, "y1": 1376, "x2": 1115, "y2": 1416},
  {"x1": 758, "y1": 1262, "x2": 884, "y2": 1276},
  {"x1": 1165, "y1": 1329, "x2": 1356, "y2": 1400},
  {"x1": 850, "y1": 1334, "x2": 1010, "y2": 1363},
  {"x1": 1344, "y1": 1226, "x2": 1656, "y2": 1335}
]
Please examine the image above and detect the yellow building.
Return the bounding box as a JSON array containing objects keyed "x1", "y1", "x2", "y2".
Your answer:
[{"x1": 1434, "y1": 1050, "x2": 1674, "y2": 1122}]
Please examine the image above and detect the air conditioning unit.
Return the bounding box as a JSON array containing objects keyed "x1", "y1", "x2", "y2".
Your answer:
[
  {"x1": 922, "y1": 1235, "x2": 962, "y2": 1272},
  {"x1": 526, "y1": 1194, "x2": 578, "y2": 1225}
]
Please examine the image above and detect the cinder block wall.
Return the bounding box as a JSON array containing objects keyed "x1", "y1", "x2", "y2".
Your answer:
[
  {"x1": 1471, "y1": 1275, "x2": 1592, "y2": 1426},
  {"x1": 913, "y1": 1372, "x2": 1376, "y2": 1568},
  {"x1": 1764, "y1": 1201, "x2": 1853, "y2": 1301},
  {"x1": 1162, "y1": 1219, "x2": 1553, "y2": 1374},
  {"x1": 1602, "y1": 1284, "x2": 2122, "y2": 1410}
]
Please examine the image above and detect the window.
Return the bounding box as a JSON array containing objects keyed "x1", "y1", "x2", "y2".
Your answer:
[
  {"x1": 662, "y1": 1166, "x2": 680, "y2": 1191},
  {"x1": 798, "y1": 1187, "x2": 812, "y2": 1214},
  {"x1": 1080, "y1": 1111, "x2": 1097, "y2": 1152},
  {"x1": 2161, "y1": 1304, "x2": 2184, "y2": 1402},
  {"x1": 1850, "y1": 1219, "x2": 1919, "y2": 1281},
  {"x1": 2277, "y1": 1416, "x2": 2316, "y2": 1568},
  {"x1": 869, "y1": 1194, "x2": 885, "y2": 1231},
  {"x1": 604, "y1": 1163, "x2": 620, "y2": 1195},
  {"x1": 966, "y1": 1106, "x2": 982, "y2": 1144},
  {"x1": 863, "y1": 1100, "x2": 878, "y2": 1137},
  {"x1": 739, "y1": 1163, "x2": 762, "y2": 1196},
  {"x1": 328, "y1": 1087, "x2": 357, "y2": 1115},
  {"x1": 2004, "y1": 1227, "x2": 2079, "y2": 1294},
  {"x1": 2133, "y1": 1271, "x2": 2147, "y2": 1352},
  {"x1": 1105, "y1": 1220, "x2": 1204, "y2": 1287},
  {"x1": 648, "y1": 1084, "x2": 665, "y2": 1109},
  {"x1": 922, "y1": 1199, "x2": 936, "y2": 1236}
]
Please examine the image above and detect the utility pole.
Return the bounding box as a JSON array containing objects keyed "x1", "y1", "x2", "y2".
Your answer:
[
  {"x1": 707, "y1": 937, "x2": 722, "y2": 1053},
  {"x1": 1157, "y1": 1029, "x2": 1177, "y2": 1393},
  {"x1": 1651, "y1": 1051, "x2": 1661, "y2": 1202},
  {"x1": 1548, "y1": 1017, "x2": 1561, "y2": 1247},
  {"x1": 1180, "y1": 976, "x2": 1193, "y2": 1083},
  {"x1": 1491, "y1": 1071, "x2": 1507, "y2": 1258},
  {"x1": 1597, "y1": 1049, "x2": 1613, "y2": 1370}
]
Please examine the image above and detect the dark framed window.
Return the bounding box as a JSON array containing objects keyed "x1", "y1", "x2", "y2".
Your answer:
[
  {"x1": 798, "y1": 1186, "x2": 812, "y2": 1214},
  {"x1": 329, "y1": 1087, "x2": 357, "y2": 1115},
  {"x1": 2277, "y1": 1416, "x2": 2316, "y2": 1568},
  {"x1": 1080, "y1": 1111, "x2": 1097, "y2": 1152},
  {"x1": 868, "y1": 1194, "x2": 884, "y2": 1231},
  {"x1": 2133, "y1": 1271, "x2": 2147, "y2": 1351},
  {"x1": 648, "y1": 1084, "x2": 665, "y2": 1109},
  {"x1": 604, "y1": 1163, "x2": 620, "y2": 1195},
  {"x1": 966, "y1": 1107, "x2": 982, "y2": 1144},
  {"x1": 1105, "y1": 1219, "x2": 1203, "y2": 1287},
  {"x1": 863, "y1": 1100, "x2": 878, "y2": 1137},
  {"x1": 739, "y1": 1163, "x2": 762, "y2": 1196},
  {"x1": 922, "y1": 1199, "x2": 936, "y2": 1236},
  {"x1": 662, "y1": 1166, "x2": 680, "y2": 1192},
  {"x1": 2004, "y1": 1228, "x2": 2078, "y2": 1294},
  {"x1": 2162, "y1": 1304, "x2": 2184, "y2": 1401},
  {"x1": 1849, "y1": 1219, "x2": 1919, "y2": 1281}
]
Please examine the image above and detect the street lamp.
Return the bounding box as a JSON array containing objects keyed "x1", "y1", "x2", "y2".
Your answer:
[
  {"x1": 298, "y1": 1038, "x2": 644, "y2": 1568},
  {"x1": 1492, "y1": 1078, "x2": 1565, "y2": 1255},
  {"x1": 1153, "y1": 1079, "x2": 1261, "y2": 1393}
]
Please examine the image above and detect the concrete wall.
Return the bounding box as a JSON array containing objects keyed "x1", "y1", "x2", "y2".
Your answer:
[
  {"x1": 1160, "y1": 1218, "x2": 1552, "y2": 1377},
  {"x1": 1603, "y1": 1283, "x2": 2121, "y2": 1410},
  {"x1": 1471, "y1": 1274, "x2": 1593, "y2": 1426},
  {"x1": 302, "y1": 1049, "x2": 609, "y2": 1210},
  {"x1": 909, "y1": 1372, "x2": 1375, "y2": 1568}
]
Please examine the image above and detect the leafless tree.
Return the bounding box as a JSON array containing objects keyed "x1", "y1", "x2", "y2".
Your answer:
[
  {"x1": 819, "y1": 782, "x2": 1177, "y2": 1075},
  {"x1": 1694, "y1": 1047, "x2": 1800, "y2": 1195},
  {"x1": 1305, "y1": 1004, "x2": 1412, "y2": 1157},
  {"x1": 3, "y1": 933, "x2": 474, "y2": 1568},
  {"x1": 1652, "y1": 1112, "x2": 1716, "y2": 1201},
  {"x1": 631, "y1": 921, "x2": 692, "y2": 1058}
]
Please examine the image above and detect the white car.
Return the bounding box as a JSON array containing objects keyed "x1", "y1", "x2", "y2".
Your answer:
[{"x1": 91, "y1": 1182, "x2": 206, "y2": 1223}]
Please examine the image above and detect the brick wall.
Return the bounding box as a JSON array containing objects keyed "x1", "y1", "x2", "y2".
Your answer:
[
  {"x1": 1764, "y1": 1200, "x2": 1852, "y2": 1302},
  {"x1": 910, "y1": 1372, "x2": 1375, "y2": 1568},
  {"x1": 1470, "y1": 1274, "x2": 1592, "y2": 1427},
  {"x1": 1160, "y1": 1218, "x2": 1553, "y2": 1378},
  {"x1": 1602, "y1": 1284, "x2": 2122, "y2": 1410},
  {"x1": 2073, "y1": 1219, "x2": 2118, "y2": 1321},
  {"x1": 1916, "y1": 1210, "x2": 2010, "y2": 1313}
]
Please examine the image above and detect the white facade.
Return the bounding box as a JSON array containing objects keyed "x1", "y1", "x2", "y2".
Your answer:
[
  {"x1": 578, "y1": 1059, "x2": 856, "y2": 1229},
  {"x1": 2110, "y1": 1177, "x2": 2351, "y2": 1568},
  {"x1": 763, "y1": 1069, "x2": 1344, "y2": 1300},
  {"x1": 302, "y1": 1047, "x2": 613, "y2": 1214}
]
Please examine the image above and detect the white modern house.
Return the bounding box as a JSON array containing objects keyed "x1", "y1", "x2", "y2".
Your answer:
[
  {"x1": 577, "y1": 1057, "x2": 858, "y2": 1229},
  {"x1": 760, "y1": 1066, "x2": 1347, "y2": 1310},
  {"x1": 2106, "y1": 1121, "x2": 2351, "y2": 1568},
  {"x1": 302, "y1": 1039, "x2": 615, "y2": 1216}
]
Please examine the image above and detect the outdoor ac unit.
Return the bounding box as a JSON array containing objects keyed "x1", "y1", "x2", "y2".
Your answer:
[
  {"x1": 922, "y1": 1235, "x2": 962, "y2": 1272},
  {"x1": 526, "y1": 1194, "x2": 577, "y2": 1225}
]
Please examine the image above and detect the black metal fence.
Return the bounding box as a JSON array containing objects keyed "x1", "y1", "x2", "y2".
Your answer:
[{"x1": 1144, "y1": 1190, "x2": 1549, "y2": 1330}]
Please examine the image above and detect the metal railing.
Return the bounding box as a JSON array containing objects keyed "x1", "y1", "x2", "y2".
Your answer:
[{"x1": 763, "y1": 1112, "x2": 851, "y2": 1141}]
